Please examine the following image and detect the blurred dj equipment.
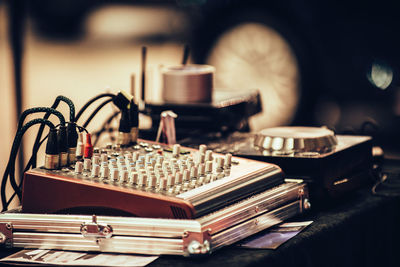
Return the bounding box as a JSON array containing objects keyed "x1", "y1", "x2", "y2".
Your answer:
[
  {"x1": 142, "y1": 89, "x2": 262, "y2": 140},
  {"x1": 181, "y1": 126, "x2": 373, "y2": 202},
  {"x1": 21, "y1": 141, "x2": 284, "y2": 219},
  {"x1": 161, "y1": 64, "x2": 215, "y2": 103}
]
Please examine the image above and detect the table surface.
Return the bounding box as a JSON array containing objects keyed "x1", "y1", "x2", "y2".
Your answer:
[{"x1": 1, "y1": 160, "x2": 400, "y2": 267}]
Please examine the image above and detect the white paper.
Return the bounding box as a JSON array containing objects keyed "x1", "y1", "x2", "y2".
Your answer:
[{"x1": 0, "y1": 249, "x2": 159, "y2": 267}]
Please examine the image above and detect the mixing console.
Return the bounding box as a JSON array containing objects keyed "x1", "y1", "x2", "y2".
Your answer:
[{"x1": 21, "y1": 140, "x2": 284, "y2": 219}]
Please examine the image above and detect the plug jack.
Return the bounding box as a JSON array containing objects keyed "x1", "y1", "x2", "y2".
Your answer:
[
  {"x1": 57, "y1": 125, "x2": 68, "y2": 167},
  {"x1": 67, "y1": 122, "x2": 78, "y2": 164},
  {"x1": 45, "y1": 128, "x2": 59, "y2": 170},
  {"x1": 117, "y1": 109, "x2": 131, "y2": 147}
]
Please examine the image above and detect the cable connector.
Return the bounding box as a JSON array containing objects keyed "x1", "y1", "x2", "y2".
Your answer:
[
  {"x1": 67, "y1": 122, "x2": 78, "y2": 164},
  {"x1": 117, "y1": 109, "x2": 131, "y2": 147},
  {"x1": 84, "y1": 133, "x2": 93, "y2": 159},
  {"x1": 113, "y1": 90, "x2": 133, "y2": 110},
  {"x1": 44, "y1": 128, "x2": 59, "y2": 170},
  {"x1": 57, "y1": 125, "x2": 68, "y2": 167},
  {"x1": 75, "y1": 132, "x2": 84, "y2": 161},
  {"x1": 129, "y1": 99, "x2": 139, "y2": 144}
]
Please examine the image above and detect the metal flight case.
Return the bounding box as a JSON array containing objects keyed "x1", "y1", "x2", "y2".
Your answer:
[{"x1": 0, "y1": 182, "x2": 309, "y2": 257}]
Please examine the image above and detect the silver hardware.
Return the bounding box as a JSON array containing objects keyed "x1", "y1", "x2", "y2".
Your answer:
[
  {"x1": 304, "y1": 198, "x2": 311, "y2": 210},
  {"x1": 183, "y1": 230, "x2": 212, "y2": 256},
  {"x1": 187, "y1": 240, "x2": 211, "y2": 255},
  {"x1": 80, "y1": 215, "x2": 113, "y2": 239},
  {"x1": 0, "y1": 223, "x2": 13, "y2": 248},
  {"x1": 0, "y1": 232, "x2": 6, "y2": 244},
  {"x1": 254, "y1": 126, "x2": 337, "y2": 154}
]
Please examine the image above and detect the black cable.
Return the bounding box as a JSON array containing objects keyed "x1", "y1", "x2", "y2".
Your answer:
[
  {"x1": 1, "y1": 118, "x2": 55, "y2": 211},
  {"x1": 24, "y1": 135, "x2": 48, "y2": 174},
  {"x1": 31, "y1": 96, "x2": 75, "y2": 169},
  {"x1": 75, "y1": 93, "x2": 115, "y2": 122},
  {"x1": 76, "y1": 125, "x2": 89, "y2": 134},
  {"x1": 93, "y1": 111, "x2": 120, "y2": 146},
  {"x1": 17, "y1": 107, "x2": 65, "y2": 130},
  {"x1": 82, "y1": 98, "x2": 114, "y2": 129}
]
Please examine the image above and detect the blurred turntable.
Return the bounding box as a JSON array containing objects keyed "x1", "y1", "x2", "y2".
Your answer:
[{"x1": 181, "y1": 126, "x2": 373, "y2": 204}]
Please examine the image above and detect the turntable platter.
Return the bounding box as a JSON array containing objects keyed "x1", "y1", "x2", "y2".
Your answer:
[{"x1": 254, "y1": 126, "x2": 338, "y2": 153}]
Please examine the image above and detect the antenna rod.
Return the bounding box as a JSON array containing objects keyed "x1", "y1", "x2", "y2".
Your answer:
[{"x1": 141, "y1": 46, "x2": 147, "y2": 103}]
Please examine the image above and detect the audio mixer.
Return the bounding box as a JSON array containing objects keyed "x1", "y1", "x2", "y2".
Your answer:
[{"x1": 21, "y1": 141, "x2": 284, "y2": 219}]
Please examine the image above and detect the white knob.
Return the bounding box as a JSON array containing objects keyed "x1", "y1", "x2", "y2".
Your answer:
[
  {"x1": 83, "y1": 158, "x2": 91, "y2": 171},
  {"x1": 91, "y1": 164, "x2": 100, "y2": 177},
  {"x1": 75, "y1": 161, "x2": 83, "y2": 174},
  {"x1": 199, "y1": 144, "x2": 207, "y2": 155}
]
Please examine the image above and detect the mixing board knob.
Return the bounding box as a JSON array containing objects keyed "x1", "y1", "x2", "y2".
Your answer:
[
  {"x1": 101, "y1": 154, "x2": 108, "y2": 163},
  {"x1": 175, "y1": 172, "x2": 183, "y2": 184},
  {"x1": 91, "y1": 164, "x2": 100, "y2": 177},
  {"x1": 83, "y1": 158, "x2": 91, "y2": 171},
  {"x1": 197, "y1": 153, "x2": 205, "y2": 164},
  {"x1": 205, "y1": 173, "x2": 212, "y2": 183},
  {"x1": 124, "y1": 153, "x2": 132, "y2": 160},
  {"x1": 198, "y1": 164, "x2": 205, "y2": 176},
  {"x1": 156, "y1": 172, "x2": 165, "y2": 184},
  {"x1": 117, "y1": 155, "x2": 124, "y2": 164},
  {"x1": 205, "y1": 161, "x2": 213, "y2": 173},
  {"x1": 146, "y1": 166, "x2": 154, "y2": 174},
  {"x1": 74, "y1": 161, "x2": 83, "y2": 174},
  {"x1": 190, "y1": 166, "x2": 198, "y2": 179},
  {"x1": 187, "y1": 161, "x2": 194, "y2": 170},
  {"x1": 93, "y1": 147, "x2": 100, "y2": 156},
  {"x1": 129, "y1": 172, "x2": 138, "y2": 185},
  {"x1": 216, "y1": 157, "x2": 224, "y2": 170},
  {"x1": 159, "y1": 178, "x2": 167, "y2": 191},
  {"x1": 119, "y1": 170, "x2": 128, "y2": 183},
  {"x1": 148, "y1": 175, "x2": 157, "y2": 189},
  {"x1": 156, "y1": 156, "x2": 164, "y2": 165},
  {"x1": 197, "y1": 176, "x2": 204, "y2": 186},
  {"x1": 172, "y1": 144, "x2": 180, "y2": 157},
  {"x1": 132, "y1": 152, "x2": 139, "y2": 161},
  {"x1": 199, "y1": 144, "x2": 207, "y2": 155},
  {"x1": 167, "y1": 174, "x2": 175, "y2": 187},
  {"x1": 205, "y1": 150, "x2": 213, "y2": 162},
  {"x1": 138, "y1": 174, "x2": 147, "y2": 187},
  {"x1": 183, "y1": 169, "x2": 190, "y2": 182},
  {"x1": 224, "y1": 153, "x2": 232, "y2": 167},
  {"x1": 110, "y1": 169, "x2": 119, "y2": 181},
  {"x1": 145, "y1": 153, "x2": 152, "y2": 163},
  {"x1": 92, "y1": 155, "x2": 100, "y2": 165},
  {"x1": 100, "y1": 163, "x2": 109, "y2": 179}
]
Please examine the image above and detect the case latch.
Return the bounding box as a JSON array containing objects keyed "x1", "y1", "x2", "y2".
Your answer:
[
  {"x1": 80, "y1": 215, "x2": 113, "y2": 238},
  {"x1": 0, "y1": 222, "x2": 13, "y2": 248}
]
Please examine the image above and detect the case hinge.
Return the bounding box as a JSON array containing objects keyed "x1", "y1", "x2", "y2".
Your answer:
[
  {"x1": 80, "y1": 215, "x2": 113, "y2": 239},
  {"x1": 0, "y1": 222, "x2": 13, "y2": 248}
]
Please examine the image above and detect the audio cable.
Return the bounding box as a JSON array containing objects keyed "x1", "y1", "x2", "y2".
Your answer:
[
  {"x1": 75, "y1": 93, "x2": 115, "y2": 122},
  {"x1": 1, "y1": 118, "x2": 56, "y2": 211},
  {"x1": 18, "y1": 107, "x2": 67, "y2": 172},
  {"x1": 30, "y1": 96, "x2": 75, "y2": 169}
]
